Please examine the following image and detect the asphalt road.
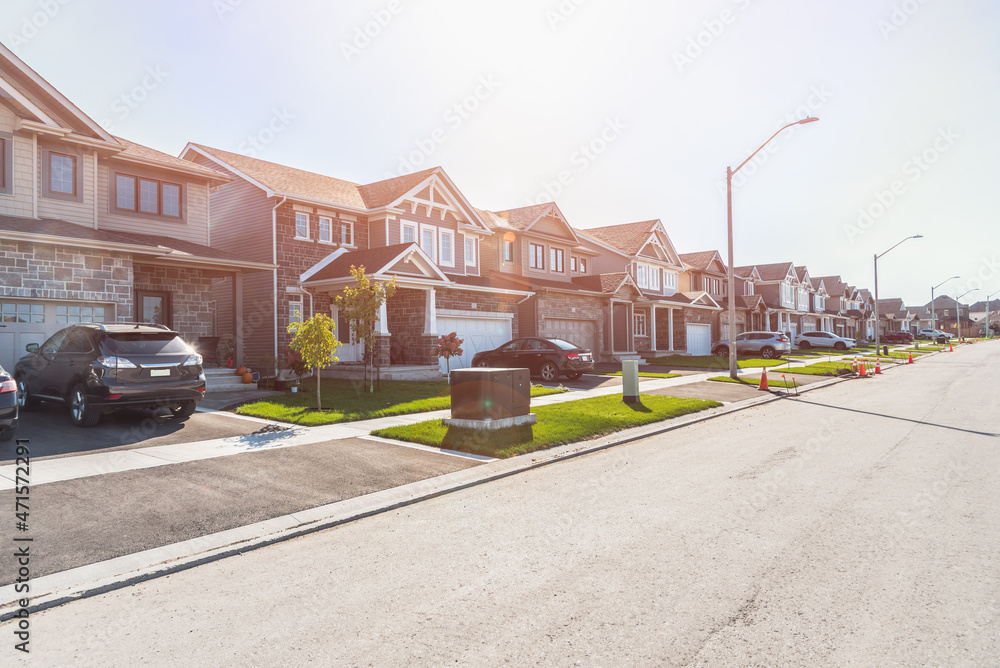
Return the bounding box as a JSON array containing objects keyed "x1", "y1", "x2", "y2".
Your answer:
[{"x1": 4, "y1": 343, "x2": 998, "y2": 666}]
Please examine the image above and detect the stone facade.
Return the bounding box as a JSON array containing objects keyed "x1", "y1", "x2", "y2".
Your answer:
[
  {"x1": 134, "y1": 264, "x2": 225, "y2": 343},
  {"x1": 386, "y1": 288, "x2": 434, "y2": 365},
  {"x1": 0, "y1": 240, "x2": 134, "y2": 319},
  {"x1": 674, "y1": 307, "x2": 714, "y2": 352}
]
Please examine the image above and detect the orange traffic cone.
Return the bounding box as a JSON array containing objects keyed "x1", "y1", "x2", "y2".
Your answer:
[
  {"x1": 758, "y1": 367, "x2": 769, "y2": 391},
  {"x1": 908, "y1": 353, "x2": 914, "y2": 364},
  {"x1": 859, "y1": 362, "x2": 867, "y2": 377},
  {"x1": 875, "y1": 360, "x2": 882, "y2": 374},
  {"x1": 949, "y1": 345, "x2": 953, "y2": 352}
]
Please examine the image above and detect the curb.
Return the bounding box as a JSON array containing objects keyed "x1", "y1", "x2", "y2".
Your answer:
[{"x1": 0, "y1": 370, "x2": 856, "y2": 620}]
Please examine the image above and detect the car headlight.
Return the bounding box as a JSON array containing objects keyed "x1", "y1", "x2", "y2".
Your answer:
[{"x1": 183, "y1": 353, "x2": 203, "y2": 366}]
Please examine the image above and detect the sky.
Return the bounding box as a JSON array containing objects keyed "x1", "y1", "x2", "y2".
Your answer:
[{"x1": 2, "y1": 0, "x2": 998, "y2": 306}]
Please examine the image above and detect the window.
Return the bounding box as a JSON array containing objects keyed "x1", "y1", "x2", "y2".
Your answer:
[
  {"x1": 570, "y1": 257, "x2": 578, "y2": 272},
  {"x1": 815, "y1": 295, "x2": 825, "y2": 311},
  {"x1": 781, "y1": 283, "x2": 795, "y2": 305},
  {"x1": 289, "y1": 296, "x2": 303, "y2": 325},
  {"x1": 744, "y1": 281, "x2": 754, "y2": 296},
  {"x1": 550, "y1": 248, "x2": 564, "y2": 273},
  {"x1": 580, "y1": 258, "x2": 587, "y2": 273},
  {"x1": 439, "y1": 229, "x2": 454, "y2": 266},
  {"x1": 504, "y1": 238, "x2": 515, "y2": 262},
  {"x1": 0, "y1": 132, "x2": 12, "y2": 195},
  {"x1": 341, "y1": 221, "x2": 354, "y2": 246},
  {"x1": 465, "y1": 237, "x2": 477, "y2": 267},
  {"x1": 319, "y1": 217, "x2": 332, "y2": 243},
  {"x1": 1, "y1": 301, "x2": 44, "y2": 323},
  {"x1": 56, "y1": 303, "x2": 105, "y2": 324},
  {"x1": 636, "y1": 264, "x2": 648, "y2": 288},
  {"x1": 114, "y1": 173, "x2": 182, "y2": 218},
  {"x1": 634, "y1": 313, "x2": 647, "y2": 337},
  {"x1": 295, "y1": 212, "x2": 309, "y2": 239},
  {"x1": 50, "y1": 153, "x2": 76, "y2": 194},
  {"x1": 60, "y1": 328, "x2": 94, "y2": 354},
  {"x1": 420, "y1": 225, "x2": 437, "y2": 262},
  {"x1": 402, "y1": 222, "x2": 416, "y2": 244},
  {"x1": 649, "y1": 266, "x2": 659, "y2": 290},
  {"x1": 529, "y1": 243, "x2": 544, "y2": 270}
]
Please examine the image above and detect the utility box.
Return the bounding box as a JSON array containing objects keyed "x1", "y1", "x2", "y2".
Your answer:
[
  {"x1": 622, "y1": 359, "x2": 640, "y2": 404},
  {"x1": 447, "y1": 367, "x2": 535, "y2": 430}
]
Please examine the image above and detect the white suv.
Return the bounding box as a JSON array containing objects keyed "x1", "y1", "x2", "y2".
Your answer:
[
  {"x1": 916, "y1": 328, "x2": 950, "y2": 343},
  {"x1": 794, "y1": 331, "x2": 856, "y2": 350}
]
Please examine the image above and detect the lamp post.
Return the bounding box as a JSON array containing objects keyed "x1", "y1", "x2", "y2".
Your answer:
[
  {"x1": 986, "y1": 290, "x2": 997, "y2": 337},
  {"x1": 726, "y1": 116, "x2": 819, "y2": 378},
  {"x1": 930, "y1": 275, "x2": 959, "y2": 331},
  {"x1": 873, "y1": 235, "x2": 922, "y2": 356},
  {"x1": 954, "y1": 288, "x2": 978, "y2": 341}
]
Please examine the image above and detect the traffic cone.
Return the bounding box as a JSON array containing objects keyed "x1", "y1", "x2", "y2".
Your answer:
[
  {"x1": 908, "y1": 353, "x2": 914, "y2": 364},
  {"x1": 859, "y1": 362, "x2": 867, "y2": 377},
  {"x1": 758, "y1": 367, "x2": 769, "y2": 391},
  {"x1": 949, "y1": 345, "x2": 953, "y2": 352},
  {"x1": 875, "y1": 360, "x2": 882, "y2": 374}
]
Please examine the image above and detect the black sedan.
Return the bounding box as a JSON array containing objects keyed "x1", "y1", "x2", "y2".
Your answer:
[
  {"x1": 471, "y1": 337, "x2": 595, "y2": 382},
  {"x1": 0, "y1": 364, "x2": 17, "y2": 441}
]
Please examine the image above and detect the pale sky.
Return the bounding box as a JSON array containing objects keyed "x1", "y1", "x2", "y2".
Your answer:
[{"x1": 3, "y1": 0, "x2": 998, "y2": 306}]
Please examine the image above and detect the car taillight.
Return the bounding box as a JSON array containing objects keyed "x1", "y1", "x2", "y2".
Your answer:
[
  {"x1": 97, "y1": 356, "x2": 137, "y2": 369},
  {"x1": 0, "y1": 380, "x2": 15, "y2": 393},
  {"x1": 776, "y1": 335, "x2": 789, "y2": 342},
  {"x1": 183, "y1": 353, "x2": 203, "y2": 367},
  {"x1": 106, "y1": 394, "x2": 123, "y2": 400},
  {"x1": 565, "y1": 352, "x2": 579, "y2": 360}
]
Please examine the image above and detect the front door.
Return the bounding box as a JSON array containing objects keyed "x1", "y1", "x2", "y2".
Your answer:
[
  {"x1": 334, "y1": 307, "x2": 363, "y2": 362},
  {"x1": 136, "y1": 290, "x2": 171, "y2": 327}
]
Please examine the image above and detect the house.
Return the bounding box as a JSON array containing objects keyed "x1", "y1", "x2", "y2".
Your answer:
[
  {"x1": 856, "y1": 289, "x2": 876, "y2": 340},
  {"x1": 908, "y1": 296, "x2": 976, "y2": 337},
  {"x1": 811, "y1": 276, "x2": 854, "y2": 337},
  {"x1": 875, "y1": 298, "x2": 915, "y2": 335},
  {"x1": 792, "y1": 266, "x2": 819, "y2": 334},
  {"x1": 680, "y1": 251, "x2": 766, "y2": 342},
  {"x1": 577, "y1": 220, "x2": 720, "y2": 357},
  {"x1": 0, "y1": 43, "x2": 272, "y2": 371},
  {"x1": 181, "y1": 144, "x2": 532, "y2": 375},
  {"x1": 738, "y1": 262, "x2": 805, "y2": 337},
  {"x1": 969, "y1": 299, "x2": 1000, "y2": 334}
]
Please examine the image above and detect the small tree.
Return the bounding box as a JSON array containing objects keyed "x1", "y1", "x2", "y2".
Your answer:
[
  {"x1": 334, "y1": 265, "x2": 397, "y2": 392},
  {"x1": 287, "y1": 313, "x2": 340, "y2": 409},
  {"x1": 432, "y1": 332, "x2": 464, "y2": 378}
]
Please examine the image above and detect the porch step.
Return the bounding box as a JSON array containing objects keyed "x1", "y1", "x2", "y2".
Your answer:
[{"x1": 203, "y1": 367, "x2": 259, "y2": 393}]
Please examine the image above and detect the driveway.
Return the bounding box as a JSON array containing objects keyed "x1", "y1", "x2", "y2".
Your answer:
[{"x1": 2, "y1": 403, "x2": 281, "y2": 464}]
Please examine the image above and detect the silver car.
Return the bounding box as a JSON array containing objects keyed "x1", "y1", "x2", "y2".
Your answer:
[
  {"x1": 794, "y1": 330, "x2": 856, "y2": 350},
  {"x1": 711, "y1": 331, "x2": 792, "y2": 359}
]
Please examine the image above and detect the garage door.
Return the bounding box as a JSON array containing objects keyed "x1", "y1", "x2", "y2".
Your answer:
[
  {"x1": 686, "y1": 323, "x2": 711, "y2": 356},
  {"x1": 0, "y1": 300, "x2": 111, "y2": 372},
  {"x1": 538, "y1": 318, "x2": 598, "y2": 354},
  {"x1": 436, "y1": 315, "x2": 512, "y2": 375}
]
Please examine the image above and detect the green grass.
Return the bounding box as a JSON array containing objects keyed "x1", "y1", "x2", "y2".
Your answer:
[
  {"x1": 586, "y1": 370, "x2": 682, "y2": 379},
  {"x1": 371, "y1": 394, "x2": 721, "y2": 458},
  {"x1": 779, "y1": 361, "x2": 855, "y2": 377},
  {"x1": 645, "y1": 355, "x2": 788, "y2": 369},
  {"x1": 235, "y1": 379, "x2": 566, "y2": 426},
  {"x1": 707, "y1": 375, "x2": 798, "y2": 388}
]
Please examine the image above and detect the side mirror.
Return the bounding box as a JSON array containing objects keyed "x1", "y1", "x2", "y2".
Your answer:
[{"x1": 25, "y1": 343, "x2": 39, "y2": 353}]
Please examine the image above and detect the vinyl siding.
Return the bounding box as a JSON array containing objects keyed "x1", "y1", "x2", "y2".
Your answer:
[
  {"x1": 0, "y1": 104, "x2": 35, "y2": 218},
  {"x1": 36, "y1": 143, "x2": 96, "y2": 226}
]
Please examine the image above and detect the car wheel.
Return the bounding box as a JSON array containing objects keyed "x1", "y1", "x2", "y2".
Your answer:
[
  {"x1": 171, "y1": 401, "x2": 197, "y2": 420},
  {"x1": 714, "y1": 345, "x2": 729, "y2": 357},
  {"x1": 760, "y1": 346, "x2": 776, "y2": 359},
  {"x1": 799, "y1": 340, "x2": 811, "y2": 349},
  {"x1": 539, "y1": 362, "x2": 559, "y2": 382},
  {"x1": 69, "y1": 383, "x2": 101, "y2": 427},
  {"x1": 834, "y1": 341, "x2": 847, "y2": 351},
  {"x1": 565, "y1": 372, "x2": 583, "y2": 380},
  {"x1": 16, "y1": 376, "x2": 41, "y2": 411}
]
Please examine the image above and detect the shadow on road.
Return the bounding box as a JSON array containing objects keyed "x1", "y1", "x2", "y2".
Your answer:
[{"x1": 792, "y1": 397, "x2": 999, "y2": 438}]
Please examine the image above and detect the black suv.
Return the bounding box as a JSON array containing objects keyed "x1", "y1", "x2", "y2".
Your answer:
[{"x1": 15, "y1": 323, "x2": 206, "y2": 427}]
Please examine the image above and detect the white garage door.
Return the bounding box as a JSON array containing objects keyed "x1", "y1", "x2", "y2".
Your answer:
[
  {"x1": 436, "y1": 315, "x2": 512, "y2": 375},
  {"x1": 538, "y1": 318, "x2": 598, "y2": 354},
  {"x1": 0, "y1": 300, "x2": 111, "y2": 372},
  {"x1": 686, "y1": 323, "x2": 711, "y2": 356}
]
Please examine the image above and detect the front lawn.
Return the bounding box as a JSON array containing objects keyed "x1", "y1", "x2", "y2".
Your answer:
[
  {"x1": 645, "y1": 355, "x2": 788, "y2": 369},
  {"x1": 586, "y1": 370, "x2": 681, "y2": 379},
  {"x1": 371, "y1": 394, "x2": 721, "y2": 458},
  {"x1": 782, "y1": 361, "x2": 854, "y2": 377},
  {"x1": 235, "y1": 379, "x2": 566, "y2": 426},
  {"x1": 707, "y1": 375, "x2": 798, "y2": 388}
]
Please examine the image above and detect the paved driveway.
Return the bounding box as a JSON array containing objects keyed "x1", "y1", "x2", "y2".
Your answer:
[{"x1": 2, "y1": 403, "x2": 281, "y2": 464}]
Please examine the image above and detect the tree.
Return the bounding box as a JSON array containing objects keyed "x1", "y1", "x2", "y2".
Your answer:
[
  {"x1": 287, "y1": 313, "x2": 340, "y2": 409},
  {"x1": 432, "y1": 332, "x2": 464, "y2": 378},
  {"x1": 334, "y1": 265, "x2": 397, "y2": 392},
  {"x1": 990, "y1": 320, "x2": 999, "y2": 335}
]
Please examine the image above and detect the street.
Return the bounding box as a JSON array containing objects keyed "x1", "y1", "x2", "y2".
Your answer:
[{"x1": 4, "y1": 343, "x2": 998, "y2": 666}]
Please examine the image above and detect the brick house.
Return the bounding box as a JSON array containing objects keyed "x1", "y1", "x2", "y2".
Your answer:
[
  {"x1": 576, "y1": 220, "x2": 721, "y2": 356},
  {"x1": 180, "y1": 145, "x2": 531, "y2": 374},
  {"x1": 679, "y1": 250, "x2": 766, "y2": 343},
  {"x1": 737, "y1": 262, "x2": 808, "y2": 338},
  {"x1": 811, "y1": 276, "x2": 854, "y2": 338},
  {"x1": 0, "y1": 44, "x2": 272, "y2": 370}
]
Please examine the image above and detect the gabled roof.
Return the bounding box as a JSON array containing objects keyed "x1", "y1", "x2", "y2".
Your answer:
[
  {"x1": 877, "y1": 298, "x2": 908, "y2": 319},
  {"x1": 749, "y1": 262, "x2": 796, "y2": 282},
  {"x1": 578, "y1": 219, "x2": 684, "y2": 267},
  {"x1": 720, "y1": 294, "x2": 767, "y2": 311},
  {"x1": 301, "y1": 242, "x2": 452, "y2": 287},
  {"x1": 679, "y1": 250, "x2": 727, "y2": 273},
  {"x1": 112, "y1": 136, "x2": 230, "y2": 183},
  {"x1": 356, "y1": 169, "x2": 439, "y2": 208},
  {"x1": 570, "y1": 272, "x2": 638, "y2": 295},
  {"x1": 485, "y1": 202, "x2": 581, "y2": 243},
  {"x1": 813, "y1": 276, "x2": 846, "y2": 297},
  {"x1": 734, "y1": 266, "x2": 762, "y2": 281}
]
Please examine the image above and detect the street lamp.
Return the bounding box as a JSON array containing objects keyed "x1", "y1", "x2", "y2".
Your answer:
[
  {"x1": 873, "y1": 235, "x2": 923, "y2": 356},
  {"x1": 725, "y1": 116, "x2": 819, "y2": 378},
  {"x1": 930, "y1": 275, "x2": 959, "y2": 330},
  {"x1": 986, "y1": 290, "x2": 998, "y2": 337},
  {"x1": 954, "y1": 288, "x2": 978, "y2": 341}
]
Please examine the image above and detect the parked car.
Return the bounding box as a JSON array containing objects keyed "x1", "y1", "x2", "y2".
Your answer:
[
  {"x1": 881, "y1": 331, "x2": 914, "y2": 344},
  {"x1": 0, "y1": 364, "x2": 18, "y2": 441},
  {"x1": 711, "y1": 331, "x2": 791, "y2": 359},
  {"x1": 916, "y1": 328, "x2": 950, "y2": 343},
  {"x1": 471, "y1": 337, "x2": 595, "y2": 381},
  {"x1": 15, "y1": 323, "x2": 206, "y2": 427},
  {"x1": 793, "y1": 330, "x2": 856, "y2": 350}
]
